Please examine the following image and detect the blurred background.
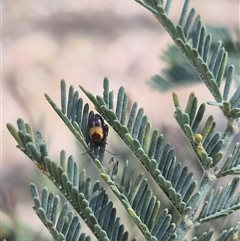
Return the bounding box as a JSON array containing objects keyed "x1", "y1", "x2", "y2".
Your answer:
[{"x1": 2, "y1": 0, "x2": 240, "y2": 240}]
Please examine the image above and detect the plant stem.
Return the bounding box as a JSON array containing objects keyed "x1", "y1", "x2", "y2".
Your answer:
[{"x1": 221, "y1": 118, "x2": 239, "y2": 153}]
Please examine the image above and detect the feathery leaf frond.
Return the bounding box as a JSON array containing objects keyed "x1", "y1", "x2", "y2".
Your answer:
[
  {"x1": 80, "y1": 78, "x2": 197, "y2": 215},
  {"x1": 46, "y1": 80, "x2": 178, "y2": 239},
  {"x1": 45, "y1": 153, "x2": 136, "y2": 241},
  {"x1": 30, "y1": 183, "x2": 91, "y2": 241},
  {"x1": 7, "y1": 120, "x2": 133, "y2": 241},
  {"x1": 135, "y1": 0, "x2": 240, "y2": 120},
  {"x1": 215, "y1": 223, "x2": 240, "y2": 241},
  {"x1": 150, "y1": 27, "x2": 240, "y2": 93},
  {"x1": 217, "y1": 142, "x2": 240, "y2": 177},
  {"x1": 58, "y1": 158, "x2": 136, "y2": 240},
  {"x1": 7, "y1": 117, "x2": 174, "y2": 241},
  {"x1": 172, "y1": 92, "x2": 224, "y2": 169},
  {"x1": 46, "y1": 80, "x2": 109, "y2": 162},
  {"x1": 198, "y1": 177, "x2": 240, "y2": 223},
  {"x1": 7, "y1": 119, "x2": 48, "y2": 172},
  {"x1": 189, "y1": 224, "x2": 240, "y2": 241},
  {"x1": 8, "y1": 117, "x2": 177, "y2": 241},
  {"x1": 190, "y1": 231, "x2": 214, "y2": 241},
  {"x1": 115, "y1": 160, "x2": 176, "y2": 240}
]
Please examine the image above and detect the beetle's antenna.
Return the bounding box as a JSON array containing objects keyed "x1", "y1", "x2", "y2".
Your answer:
[
  {"x1": 81, "y1": 148, "x2": 117, "y2": 156},
  {"x1": 81, "y1": 149, "x2": 93, "y2": 156},
  {"x1": 105, "y1": 149, "x2": 118, "y2": 156}
]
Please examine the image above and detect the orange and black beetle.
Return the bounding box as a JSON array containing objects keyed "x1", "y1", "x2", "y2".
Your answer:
[{"x1": 88, "y1": 113, "x2": 109, "y2": 146}]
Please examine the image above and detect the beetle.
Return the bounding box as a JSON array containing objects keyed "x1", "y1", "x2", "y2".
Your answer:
[
  {"x1": 81, "y1": 113, "x2": 116, "y2": 156},
  {"x1": 88, "y1": 113, "x2": 109, "y2": 147}
]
